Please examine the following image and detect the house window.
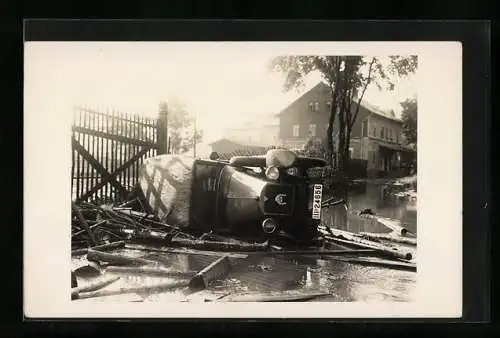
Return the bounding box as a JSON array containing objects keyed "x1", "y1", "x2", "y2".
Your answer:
[
  {"x1": 372, "y1": 127, "x2": 377, "y2": 137},
  {"x1": 308, "y1": 124, "x2": 317, "y2": 137},
  {"x1": 326, "y1": 100, "x2": 332, "y2": 112},
  {"x1": 380, "y1": 127, "x2": 385, "y2": 139},
  {"x1": 396, "y1": 132, "x2": 399, "y2": 144},
  {"x1": 349, "y1": 147, "x2": 353, "y2": 159},
  {"x1": 309, "y1": 101, "x2": 320, "y2": 112},
  {"x1": 292, "y1": 124, "x2": 300, "y2": 137},
  {"x1": 361, "y1": 119, "x2": 368, "y2": 137},
  {"x1": 308, "y1": 102, "x2": 314, "y2": 112},
  {"x1": 389, "y1": 129, "x2": 392, "y2": 141}
]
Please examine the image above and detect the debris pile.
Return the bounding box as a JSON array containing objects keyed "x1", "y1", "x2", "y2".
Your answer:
[{"x1": 71, "y1": 199, "x2": 417, "y2": 302}]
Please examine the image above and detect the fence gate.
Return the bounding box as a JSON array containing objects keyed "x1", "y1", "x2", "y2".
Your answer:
[{"x1": 71, "y1": 105, "x2": 169, "y2": 203}]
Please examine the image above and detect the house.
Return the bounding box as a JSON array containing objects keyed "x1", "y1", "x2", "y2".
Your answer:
[
  {"x1": 276, "y1": 82, "x2": 415, "y2": 177},
  {"x1": 222, "y1": 114, "x2": 280, "y2": 147},
  {"x1": 181, "y1": 138, "x2": 268, "y2": 160}
]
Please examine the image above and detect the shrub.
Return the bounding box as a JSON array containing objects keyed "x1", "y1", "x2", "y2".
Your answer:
[{"x1": 301, "y1": 137, "x2": 327, "y2": 159}]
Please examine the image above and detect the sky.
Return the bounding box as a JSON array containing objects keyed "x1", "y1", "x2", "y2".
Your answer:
[{"x1": 25, "y1": 42, "x2": 417, "y2": 144}]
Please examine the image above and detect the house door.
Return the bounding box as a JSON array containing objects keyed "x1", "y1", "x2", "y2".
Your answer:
[{"x1": 380, "y1": 149, "x2": 390, "y2": 172}]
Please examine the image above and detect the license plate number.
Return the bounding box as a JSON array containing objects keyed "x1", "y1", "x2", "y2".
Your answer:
[{"x1": 312, "y1": 184, "x2": 323, "y2": 220}]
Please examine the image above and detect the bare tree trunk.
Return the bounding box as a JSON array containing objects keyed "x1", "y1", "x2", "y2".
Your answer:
[
  {"x1": 326, "y1": 57, "x2": 342, "y2": 167},
  {"x1": 343, "y1": 57, "x2": 376, "y2": 178},
  {"x1": 337, "y1": 95, "x2": 346, "y2": 175}
]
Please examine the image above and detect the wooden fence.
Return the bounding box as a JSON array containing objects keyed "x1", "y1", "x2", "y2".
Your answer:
[{"x1": 71, "y1": 104, "x2": 169, "y2": 203}]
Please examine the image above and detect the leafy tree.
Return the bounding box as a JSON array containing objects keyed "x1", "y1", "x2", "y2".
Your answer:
[
  {"x1": 400, "y1": 97, "x2": 417, "y2": 145},
  {"x1": 270, "y1": 55, "x2": 417, "y2": 178},
  {"x1": 165, "y1": 99, "x2": 203, "y2": 154}
]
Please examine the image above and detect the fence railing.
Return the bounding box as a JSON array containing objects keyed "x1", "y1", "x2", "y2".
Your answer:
[{"x1": 71, "y1": 104, "x2": 170, "y2": 203}]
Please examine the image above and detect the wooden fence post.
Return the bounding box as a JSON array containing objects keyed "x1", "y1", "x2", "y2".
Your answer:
[{"x1": 157, "y1": 102, "x2": 169, "y2": 155}]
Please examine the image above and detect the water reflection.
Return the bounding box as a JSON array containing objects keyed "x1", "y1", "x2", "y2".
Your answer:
[
  {"x1": 72, "y1": 246, "x2": 416, "y2": 302},
  {"x1": 323, "y1": 182, "x2": 417, "y2": 234}
]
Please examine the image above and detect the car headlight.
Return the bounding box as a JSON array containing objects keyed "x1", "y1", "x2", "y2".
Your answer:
[
  {"x1": 286, "y1": 167, "x2": 299, "y2": 176},
  {"x1": 265, "y1": 166, "x2": 280, "y2": 180}
]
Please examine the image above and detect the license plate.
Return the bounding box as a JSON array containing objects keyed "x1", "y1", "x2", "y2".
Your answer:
[{"x1": 312, "y1": 184, "x2": 323, "y2": 220}]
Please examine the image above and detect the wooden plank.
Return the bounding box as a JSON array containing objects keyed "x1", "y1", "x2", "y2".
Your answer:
[
  {"x1": 125, "y1": 244, "x2": 249, "y2": 259},
  {"x1": 72, "y1": 202, "x2": 97, "y2": 245},
  {"x1": 111, "y1": 110, "x2": 118, "y2": 200},
  {"x1": 76, "y1": 109, "x2": 83, "y2": 200},
  {"x1": 84, "y1": 110, "x2": 90, "y2": 200},
  {"x1": 320, "y1": 231, "x2": 413, "y2": 261},
  {"x1": 71, "y1": 109, "x2": 76, "y2": 201},
  {"x1": 72, "y1": 138, "x2": 130, "y2": 201},
  {"x1": 118, "y1": 111, "x2": 123, "y2": 201},
  {"x1": 335, "y1": 256, "x2": 417, "y2": 272},
  {"x1": 71, "y1": 240, "x2": 126, "y2": 256},
  {"x1": 72, "y1": 276, "x2": 121, "y2": 299},
  {"x1": 87, "y1": 249, "x2": 158, "y2": 266},
  {"x1": 145, "y1": 117, "x2": 150, "y2": 158},
  {"x1": 358, "y1": 232, "x2": 417, "y2": 246},
  {"x1": 188, "y1": 255, "x2": 232, "y2": 291},
  {"x1": 132, "y1": 115, "x2": 138, "y2": 189},
  {"x1": 91, "y1": 110, "x2": 97, "y2": 199},
  {"x1": 221, "y1": 291, "x2": 330, "y2": 302},
  {"x1": 125, "y1": 112, "x2": 131, "y2": 191},
  {"x1": 97, "y1": 111, "x2": 103, "y2": 200},
  {"x1": 105, "y1": 266, "x2": 196, "y2": 278},
  {"x1": 78, "y1": 107, "x2": 156, "y2": 128},
  {"x1": 77, "y1": 142, "x2": 150, "y2": 202},
  {"x1": 76, "y1": 280, "x2": 188, "y2": 300},
  {"x1": 126, "y1": 120, "x2": 130, "y2": 192},
  {"x1": 104, "y1": 113, "x2": 110, "y2": 197}
]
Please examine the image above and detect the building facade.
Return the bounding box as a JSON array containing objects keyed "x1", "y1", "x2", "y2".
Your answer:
[
  {"x1": 223, "y1": 114, "x2": 280, "y2": 147},
  {"x1": 277, "y1": 82, "x2": 414, "y2": 177}
]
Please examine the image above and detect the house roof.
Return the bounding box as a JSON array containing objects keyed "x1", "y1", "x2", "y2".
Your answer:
[
  {"x1": 276, "y1": 81, "x2": 402, "y2": 122},
  {"x1": 360, "y1": 100, "x2": 401, "y2": 122},
  {"x1": 275, "y1": 82, "x2": 330, "y2": 117}
]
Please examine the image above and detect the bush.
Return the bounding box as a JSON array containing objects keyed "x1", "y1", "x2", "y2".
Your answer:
[{"x1": 301, "y1": 137, "x2": 327, "y2": 159}]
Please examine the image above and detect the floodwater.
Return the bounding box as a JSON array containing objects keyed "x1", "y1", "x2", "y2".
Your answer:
[
  {"x1": 72, "y1": 181, "x2": 418, "y2": 303},
  {"x1": 323, "y1": 181, "x2": 418, "y2": 235}
]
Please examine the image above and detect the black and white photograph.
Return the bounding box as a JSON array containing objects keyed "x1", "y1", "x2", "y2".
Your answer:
[{"x1": 24, "y1": 41, "x2": 462, "y2": 318}]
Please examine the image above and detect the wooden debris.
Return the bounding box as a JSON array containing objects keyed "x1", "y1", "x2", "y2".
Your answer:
[
  {"x1": 71, "y1": 271, "x2": 78, "y2": 288},
  {"x1": 324, "y1": 236, "x2": 412, "y2": 261},
  {"x1": 71, "y1": 276, "x2": 121, "y2": 299},
  {"x1": 74, "y1": 261, "x2": 102, "y2": 278},
  {"x1": 189, "y1": 255, "x2": 232, "y2": 291},
  {"x1": 318, "y1": 227, "x2": 413, "y2": 261},
  {"x1": 87, "y1": 249, "x2": 158, "y2": 266},
  {"x1": 359, "y1": 232, "x2": 417, "y2": 246},
  {"x1": 124, "y1": 244, "x2": 249, "y2": 259},
  {"x1": 71, "y1": 240, "x2": 126, "y2": 256},
  {"x1": 261, "y1": 249, "x2": 377, "y2": 256},
  {"x1": 365, "y1": 215, "x2": 416, "y2": 237},
  {"x1": 72, "y1": 220, "x2": 107, "y2": 238},
  {"x1": 105, "y1": 266, "x2": 196, "y2": 278},
  {"x1": 335, "y1": 257, "x2": 417, "y2": 272},
  {"x1": 77, "y1": 280, "x2": 189, "y2": 300},
  {"x1": 220, "y1": 291, "x2": 331, "y2": 302},
  {"x1": 72, "y1": 202, "x2": 97, "y2": 245},
  {"x1": 170, "y1": 237, "x2": 269, "y2": 252}
]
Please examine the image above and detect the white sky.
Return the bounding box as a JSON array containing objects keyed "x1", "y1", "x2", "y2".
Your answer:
[{"x1": 26, "y1": 42, "x2": 417, "y2": 143}]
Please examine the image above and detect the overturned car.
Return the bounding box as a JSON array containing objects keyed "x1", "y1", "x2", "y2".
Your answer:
[{"x1": 137, "y1": 149, "x2": 327, "y2": 242}]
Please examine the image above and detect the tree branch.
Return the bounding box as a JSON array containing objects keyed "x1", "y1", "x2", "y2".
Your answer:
[{"x1": 349, "y1": 57, "x2": 376, "y2": 129}]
